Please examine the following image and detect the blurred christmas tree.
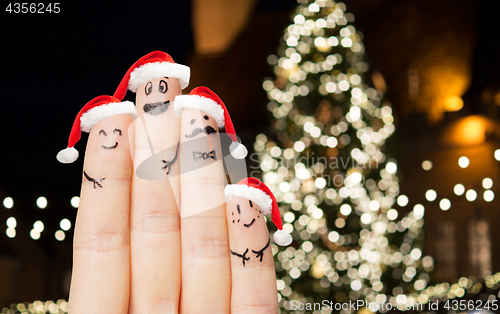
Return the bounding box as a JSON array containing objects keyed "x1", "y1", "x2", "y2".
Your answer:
[{"x1": 254, "y1": 0, "x2": 434, "y2": 312}]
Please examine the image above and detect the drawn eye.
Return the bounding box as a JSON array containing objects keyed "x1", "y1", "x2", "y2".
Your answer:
[
  {"x1": 113, "y1": 129, "x2": 122, "y2": 136},
  {"x1": 145, "y1": 81, "x2": 153, "y2": 95},
  {"x1": 99, "y1": 130, "x2": 107, "y2": 136},
  {"x1": 204, "y1": 115, "x2": 209, "y2": 120},
  {"x1": 159, "y1": 80, "x2": 168, "y2": 94}
]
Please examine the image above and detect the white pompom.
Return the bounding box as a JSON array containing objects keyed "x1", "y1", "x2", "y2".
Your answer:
[
  {"x1": 230, "y1": 142, "x2": 248, "y2": 159},
  {"x1": 56, "y1": 147, "x2": 79, "y2": 164},
  {"x1": 274, "y1": 230, "x2": 293, "y2": 246}
]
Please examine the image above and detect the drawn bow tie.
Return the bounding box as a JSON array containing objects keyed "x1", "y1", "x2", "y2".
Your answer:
[{"x1": 193, "y1": 150, "x2": 216, "y2": 161}]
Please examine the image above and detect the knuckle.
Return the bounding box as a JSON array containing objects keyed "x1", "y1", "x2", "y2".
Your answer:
[
  {"x1": 133, "y1": 211, "x2": 180, "y2": 235},
  {"x1": 74, "y1": 230, "x2": 129, "y2": 253},
  {"x1": 187, "y1": 236, "x2": 229, "y2": 259}
]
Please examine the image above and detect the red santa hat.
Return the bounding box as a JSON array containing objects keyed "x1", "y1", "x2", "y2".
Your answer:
[
  {"x1": 174, "y1": 86, "x2": 248, "y2": 159},
  {"x1": 114, "y1": 51, "x2": 190, "y2": 100},
  {"x1": 56, "y1": 95, "x2": 136, "y2": 164},
  {"x1": 225, "y1": 178, "x2": 293, "y2": 246}
]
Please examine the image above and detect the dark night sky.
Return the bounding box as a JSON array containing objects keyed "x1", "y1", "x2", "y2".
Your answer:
[
  {"x1": 0, "y1": 0, "x2": 299, "y2": 200},
  {"x1": 1, "y1": 2, "x2": 195, "y2": 200}
]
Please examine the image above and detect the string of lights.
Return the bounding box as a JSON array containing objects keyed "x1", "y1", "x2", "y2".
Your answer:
[{"x1": 2, "y1": 196, "x2": 78, "y2": 241}]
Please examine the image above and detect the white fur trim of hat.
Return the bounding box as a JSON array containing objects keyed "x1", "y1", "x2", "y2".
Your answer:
[
  {"x1": 174, "y1": 95, "x2": 225, "y2": 127},
  {"x1": 128, "y1": 62, "x2": 190, "y2": 92},
  {"x1": 80, "y1": 101, "x2": 136, "y2": 132},
  {"x1": 225, "y1": 184, "x2": 272, "y2": 214}
]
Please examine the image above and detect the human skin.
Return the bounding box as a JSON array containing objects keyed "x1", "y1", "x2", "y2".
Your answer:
[
  {"x1": 68, "y1": 85, "x2": 282, "y2": 314},
  {"x1": 179, "y1": 108, "x2": 230, "y2": 313},
  {"x1": 69, "y1": 114, "x2": 133, "y2": 314},
  {"x1": 226, "y1": 196, "x2": 279, "y2": 314},
  {"x1": 129, "y1": 76, "x2": 183, "y2": 313}
]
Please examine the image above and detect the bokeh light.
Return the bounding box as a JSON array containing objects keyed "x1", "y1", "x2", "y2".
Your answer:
[
  {"x1": 458, "y1": 156, "x2": 469, "y2": 168},
  {"x1": 453, "y1": 184, "x2": 465, "y2": 196},
  {"x1": 425, "y1": 189, "x2": 437, "y2": 202},
  {"x1": 60, "y1": 219, "x2": 71, "y2": 231},
  {"x1": 421, "y1": 160, "x2": 433, "y2": 171},
  {"x1": 482, "y1": 178, "x2": 493, "y2": 189},
  {"x1": 71, "y1": 196, "x2": 80, "y2": 208},
  {"x1": 37, "y1": 196, "x2": 47, "y2": 209},
  {"x1": 3, "y1": 197, "x2": 13, "y2": 209},
  {"x1": 465, "y1": 190, "x2": 477, "y2": 202},
  {"x1": 439, "y1": 199, "x2": 451, "y2": 211}
]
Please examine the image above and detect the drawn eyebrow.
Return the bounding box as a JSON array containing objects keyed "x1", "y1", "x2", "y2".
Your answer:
[
  {"x1": 113, "y1": 128, "x2": 122, "y2": 136},
  {"x1": 99, "y1": 130, "x2": 107, "y2": 136},
  {"x1": 249, "y1": 200, "x2": 253, "y2": 207},
  {"x1": 237, "y1": 204, "x2": 241, "y2": 215},
  {"x1": 164, "y1": 76, "x2": 169, "y2": 79}
]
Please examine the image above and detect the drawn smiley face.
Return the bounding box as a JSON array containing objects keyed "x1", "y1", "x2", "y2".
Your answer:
[
  {"x1": 99, "y1": 128, "x2": 122, "y2": 149},
  {"x1": 184, "y1": 111, "x2": 219, "y2": 139},
  {"x1": 230, "y1": 198, "x2": 262, "y2": 228},
  {"x1": 136, "y1": 77, "x2": 182, "y2": 116}
]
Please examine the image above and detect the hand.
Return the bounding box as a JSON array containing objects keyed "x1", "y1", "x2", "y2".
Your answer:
[{"x1": 67, "y1": 111, "x2": 280, "y2": 313}]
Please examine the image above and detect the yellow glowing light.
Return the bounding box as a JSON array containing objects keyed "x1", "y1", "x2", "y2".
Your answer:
[
  {"x1": 458, "y1": 156, "x2": 469, "y2": 168},
  {"x1": 450, "y1": 116, "x2": 487, "y2": 145},
  {"x1": 444, "y1": 96, "x2": 463, "y2": 112},
  {"x1": 495, "y1": 149, "x2": 500, "y2": 161}
]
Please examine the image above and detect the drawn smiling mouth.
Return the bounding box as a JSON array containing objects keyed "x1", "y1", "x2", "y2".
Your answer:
[
  {"x1": 144, "y1": 100, "x2": 170, "y2": 115},
  {"x1": 244, "y1": 218, "x2": 256, "y2": 228},
  {"x1": 101, "y1": 142, "x2": 118, "y2": 149},
  {"x1": 185, "y1": 125, "x2": 217, "y2": 138}
]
